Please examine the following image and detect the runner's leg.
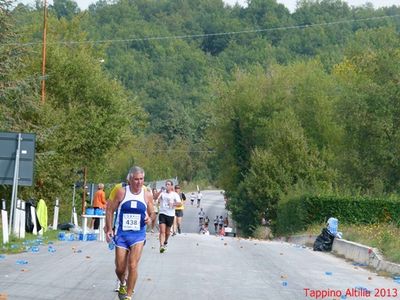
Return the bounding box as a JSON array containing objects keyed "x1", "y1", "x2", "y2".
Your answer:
[
  {"x1": 159, "y1": 223, "x2": 166, "y2": 247},
  {"x1": 115, "y1": 247, "x2": 128, "y2": 284},
  {"x1": 126, "y1": 242, "x2": 145, "y2": 297}
]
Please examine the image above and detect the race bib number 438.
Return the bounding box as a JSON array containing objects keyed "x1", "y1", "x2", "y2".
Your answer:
[{"x1": 122, "y1": 214, "x2": 141, "y2": 231}]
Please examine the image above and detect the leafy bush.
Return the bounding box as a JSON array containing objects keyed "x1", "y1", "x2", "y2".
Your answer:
[{"x1": 276, "y1": 195, "x2": 400, "y2": 235}]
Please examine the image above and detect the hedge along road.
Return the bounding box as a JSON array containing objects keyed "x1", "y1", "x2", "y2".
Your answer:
[{"x1": 0, "y1": 190, "x2": 398, "y2": 300}]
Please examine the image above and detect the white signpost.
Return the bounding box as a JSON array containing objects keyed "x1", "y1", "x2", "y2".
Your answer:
[
  {"x1": 31, "y1": 205, "x2": 38, "y2": 235},
  {"x1": 13, "y1": 199, "x2": 21, "y2": 236},
  {"x1": 52, "y1": 198, "x2": 59, "y2": 230},
  {"x1": 19, "y1": 200, "x2": 26, "y2": 239},
  {"x1": 71, "y1": 184, "x2": 79, "y2": 227},
  {"x1": 1, "y1": 199, "x2": 9, "y2": 244}
]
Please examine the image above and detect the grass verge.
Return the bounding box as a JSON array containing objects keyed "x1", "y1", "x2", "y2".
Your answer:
[
  {"x1": 300, "y1": 223, "x2": 400, "y2": 264},
  {"x1": 0, "y1": 230, "x2": 60, "y2": 254}
]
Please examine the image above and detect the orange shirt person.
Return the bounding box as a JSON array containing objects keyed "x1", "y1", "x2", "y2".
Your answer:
[
  {"x1": 93, "y1": 183, "x2": 107, "y2": 209},
  {"x1": 91, "y1": 183, "x2": 106, "y2": 229}
]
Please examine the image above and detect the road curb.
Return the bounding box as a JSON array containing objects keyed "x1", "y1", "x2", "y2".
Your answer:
[{"x1": 285, "y1": 234, "x2": 400, "y2": 275}]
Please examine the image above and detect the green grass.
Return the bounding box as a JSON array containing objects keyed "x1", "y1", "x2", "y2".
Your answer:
[
  {"x1": 0, "y1": 230, "x2": 60, "y2": 254},
  {"x1": 299, "y1": 223, "x2": 400, "y2": 264}
]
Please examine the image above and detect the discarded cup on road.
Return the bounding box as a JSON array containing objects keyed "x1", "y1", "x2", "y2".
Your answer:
[
  {"x1": 30, "y1": 246, "x2": 39, "y2": 253},
  {"x1": 58, "y1": 232, "x2": 66, "y2": 241},
  {"x1": 16, "y1": 259, "x2": 28, "y2": 265}
]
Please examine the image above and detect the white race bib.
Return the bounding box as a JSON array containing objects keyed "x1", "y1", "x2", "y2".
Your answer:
[
  {"x1": 122, "y1": 213, "x2": 141, "y2": 231},
  {"x1": 163, "y1": 199, "x2": 173, "y2": 208}
]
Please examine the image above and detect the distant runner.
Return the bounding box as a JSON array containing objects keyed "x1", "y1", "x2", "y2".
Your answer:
[
  {"x1": 173, "y1": 185, "x2": 186, "y2": 234},
  {"x1": 190, "y1": 192, "x2": 196, "y2": 205},
  {"x1": 197, "y1": 191, "x2": 203, "y2": 208}
]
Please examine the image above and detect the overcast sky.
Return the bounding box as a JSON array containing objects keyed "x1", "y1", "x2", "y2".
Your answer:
[{"x1": 19, "y1": 0, "x2": 399, "y2": 12}]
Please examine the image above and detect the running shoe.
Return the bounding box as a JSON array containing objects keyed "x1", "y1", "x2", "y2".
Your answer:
[
  {"x1": 118, "y1": 284, "x2": 127, "y2": 299},
  {"x1": 121, "y1": 296, "x2": 131, "y2": 300},
  {"x1": 159, "y1": 246, "x2": 166, "y2": 253}
]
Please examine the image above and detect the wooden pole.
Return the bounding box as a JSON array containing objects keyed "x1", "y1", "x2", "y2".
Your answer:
[
  {"x1": 82, "y1": 167, "x2": 87, "y2": 214},
  {"x1": 41, "y1": 0, "x2": 47, "y2": 104}
]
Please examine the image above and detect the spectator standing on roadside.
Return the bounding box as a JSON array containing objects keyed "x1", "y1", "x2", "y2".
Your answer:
[
  {"x1": 224, "y1": 215, "x2": 229, "y2": 228},
  {"x1": 91, "y1": 183, "x2": 107, "y2": 230}
]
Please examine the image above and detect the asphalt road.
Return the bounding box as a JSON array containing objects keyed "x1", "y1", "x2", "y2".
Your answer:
[{"x1": 0, "y1": 190, "x2": 399, "y2": 300}]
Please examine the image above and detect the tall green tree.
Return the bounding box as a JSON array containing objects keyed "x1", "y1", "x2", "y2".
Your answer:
[
  {"x1": 50, "y1": 0, "x2": 80, "y2": 20},
  {"x1": 333, "y1": 27, "x2": 400, "y2": 193}
]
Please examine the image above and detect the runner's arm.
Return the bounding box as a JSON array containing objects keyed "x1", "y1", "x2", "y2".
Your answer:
[
  {"x1": 145, "y1": 191, "x2": 156, "y2": 225},
  {"x1": 174, "y1": 193, "x2": 183, "y2": 208},
  {"x1": 104, "y1": 187, "x2": 124, "y2": 243}
]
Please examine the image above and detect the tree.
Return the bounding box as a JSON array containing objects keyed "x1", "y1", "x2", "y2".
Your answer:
[
  {"x1": 333, "y1": 27, "x2": 400, "y2": 193},
  {"x1": 50, "y1": 0, "x2": 80, "y2": 20}
]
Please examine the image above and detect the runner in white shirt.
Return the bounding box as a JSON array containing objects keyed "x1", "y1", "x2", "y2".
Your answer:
[
  {"x1": 190, "y1": 192, "x2": 196, "y2": 205},
  {"x1": 197, "y1": 191, "x2": 203, "y2": 208},
  {"x1": 158, "y1": 180, "x2": 182, "y2": 253},
  {"x1": 198, "y1": 207, "x2": 205, "y2": 226}
]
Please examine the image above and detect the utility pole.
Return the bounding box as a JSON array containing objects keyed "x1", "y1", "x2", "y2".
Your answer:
[
  {"x1": 82, "y1": 166, "x2": 87, "y2": 214},
  {"x1": 41, "y1": 0, "x2": 48, "y2": 104}
]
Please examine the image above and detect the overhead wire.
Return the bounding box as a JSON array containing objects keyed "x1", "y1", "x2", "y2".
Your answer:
[
  {"x1": 4, "y1": 14, "x2": 400, "y2": 47},
  {"x1": 129, "y1": 148, "x2": 215, "y2": 153}
]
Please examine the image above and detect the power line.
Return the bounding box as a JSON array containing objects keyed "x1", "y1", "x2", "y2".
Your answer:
[
  {"x1": 130, "y1": 148, "x2": 215, "y2": 153},
  {"x1": 5, "y1": 14, "x2": 400, "y2": 47}
]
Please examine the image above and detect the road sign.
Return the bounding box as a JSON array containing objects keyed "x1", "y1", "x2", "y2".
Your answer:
[{"x1": 0, "y1": 132, "x2": 36, "y2": 186}]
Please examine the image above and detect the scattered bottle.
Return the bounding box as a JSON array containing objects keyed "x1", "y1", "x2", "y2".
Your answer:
[
  {"x1": 16, "y1": 259, "x2": 28, "y2": 265},
  {"x1": 31, "y1": 246, "x2": 39, "y2": 253}
]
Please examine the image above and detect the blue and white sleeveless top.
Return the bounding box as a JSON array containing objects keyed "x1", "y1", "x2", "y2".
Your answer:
[{"x1": 115, "y1": 186, "x2": 147, "y2": 236}]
